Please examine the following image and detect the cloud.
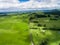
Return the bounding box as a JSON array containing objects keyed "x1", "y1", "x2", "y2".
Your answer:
[
  {"x1": 0, "y1": 0, "x2": 20, "y2": 10},
  {"x1": 0, "y1": 0, "x2": 60, "y2": 12},
  {"x1": 18, "y1": 0, "x2": 60, "y2": 9},
  {"x1": 0, "y1": 0, "x2": 20, "y2": 3}
]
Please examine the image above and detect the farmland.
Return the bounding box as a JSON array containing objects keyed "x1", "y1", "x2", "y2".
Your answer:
[
  {"x1": 29, "y1": 12, "x2": 60, "y2": 45},
  {"x1": 0, "y1": 13, "x2": 30, "y2": 45},
  {"x1": 0, "y1": 11, "x2": 60, "y2": 45}
]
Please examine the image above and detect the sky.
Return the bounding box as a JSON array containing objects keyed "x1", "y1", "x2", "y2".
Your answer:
[
  {"x1": 20, "y1": 0, "x2": 29, "y2": 2},
  {"x1": 0, "y1": 0, "x2": 60, "y2": 12}
]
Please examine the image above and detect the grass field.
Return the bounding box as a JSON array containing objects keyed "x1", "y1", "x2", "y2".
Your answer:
[
  {"x1": 0, "y1": 14, "x2": 30, "y2": 45},
  {"x1": 29, "y1": 12, "x2": 60, "y2": 45},
  {"x1": 0, "y1": 12, "x2": 60, "y2": 45}
]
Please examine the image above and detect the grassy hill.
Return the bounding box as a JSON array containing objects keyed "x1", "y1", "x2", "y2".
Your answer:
[
  {"x1": 29, "y1": 12, "x2": 60, "y2": 45},
  {"x1": 0, "y1": 11, "x2": 60, "y2": 45},
  {"x1": 0, "y1": 13, "x2": 30, "y2": 45}
]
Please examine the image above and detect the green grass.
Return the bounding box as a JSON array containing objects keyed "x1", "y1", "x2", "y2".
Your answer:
[
  {"x1": 0, "y1": 15, "x2": 30, "y2": 45},
  {"x1": 30, "y1": 24, "x2": 60, "y2": 45},
  {"x1": 0, "y1": 12, "x2": 60, "y2": 45},
  {"x1": 29, "y1": 13, "x2": 60, "y2": 45}
]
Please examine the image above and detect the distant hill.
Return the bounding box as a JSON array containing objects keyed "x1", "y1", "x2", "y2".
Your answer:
[
  {"x1": 0, "y1": 9, "x2": 60, "y2": 15},
  {"x1": 44, "y1": 9, "x2": 60, "y2": 15}
]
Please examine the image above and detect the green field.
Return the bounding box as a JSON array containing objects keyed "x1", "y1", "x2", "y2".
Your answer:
[
  {"x1": 29, "y1": 12, "x2": 60, "y2": 45},
  {"x1": 0, "y1": 14, "x2": 30, "y2": 45},
  {"x1": 0, "y1": 12, "x2": 60, "y2": 45}
]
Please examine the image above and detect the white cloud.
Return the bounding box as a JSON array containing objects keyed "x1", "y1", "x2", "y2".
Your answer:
[
  {"x1": 18, "y1": 0, "x2": 60, "y2": 9},
  {"x1": 0, "y1": 0, "x2": 20, "y2": 9},
  {"x1": 0, "y1": 0, "x2": 60, "y2": 12},
  {"x1": 0, "y1": 0, "x2": 20, "y2": 3}
]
